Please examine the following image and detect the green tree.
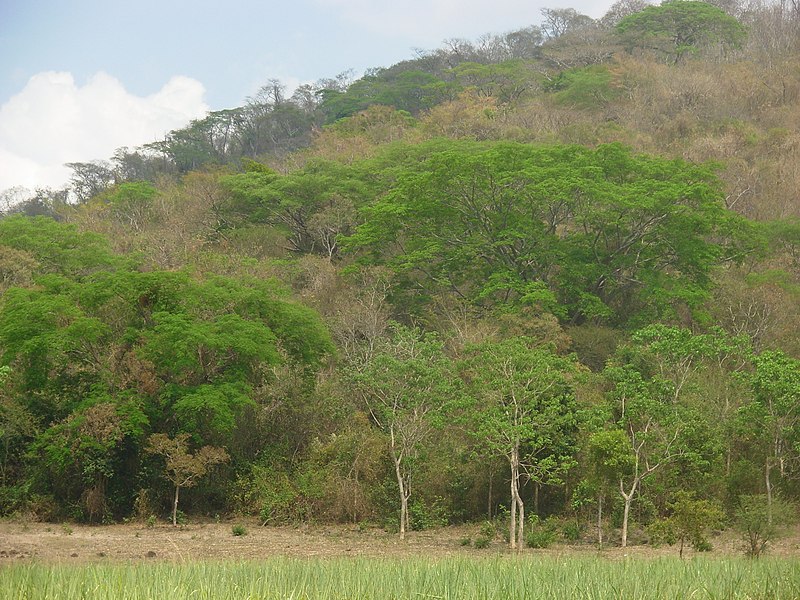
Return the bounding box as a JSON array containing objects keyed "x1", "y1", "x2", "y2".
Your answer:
[
  {"x1": 649, "y1": 491, "x2": 725, "y2": 557},
  {"x1": 616, "y1": 1, "x2": 747, "y2": 64},
  {"x1": 349, "y1": 325, "x2": 457, "y2": 539},
  {"x1": 459, "y1": 338, "x2": 578, "y2": 549},
  {"x1": 603, "y1": 356, "x2": 700, "y2": 547},
  {"x1": 586, "y1": 428, "x2": 634, "y2": 546},
  {"x1": 739, "y1": 351, "x2": 800, "y2": 520},
  {"x1": 347, "y1": 141, "x2": 744, "y2": 325}
]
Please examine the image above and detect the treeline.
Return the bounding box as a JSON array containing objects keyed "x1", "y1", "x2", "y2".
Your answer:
[{"x1": 1, "y1": 1, "x2": 799, "y2": 550}]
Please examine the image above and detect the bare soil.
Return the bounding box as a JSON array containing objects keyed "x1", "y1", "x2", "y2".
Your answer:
[{"x1": 1, "y1": 520, "x2": 798, "y2": 564}]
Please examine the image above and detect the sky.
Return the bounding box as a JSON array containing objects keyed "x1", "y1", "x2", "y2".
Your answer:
[{"x1": 0, "y1": 0, "x2": 618, "y2": 194}]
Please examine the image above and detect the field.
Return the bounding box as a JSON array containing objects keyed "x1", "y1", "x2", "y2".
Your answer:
[{"x1": 1, "y1": 522, "x2": 800, "y2": 599}]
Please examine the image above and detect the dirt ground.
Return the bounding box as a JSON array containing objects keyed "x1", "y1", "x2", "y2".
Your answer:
[{"x1": 1, "y1": 520, "x2": 798, "y2": 563}]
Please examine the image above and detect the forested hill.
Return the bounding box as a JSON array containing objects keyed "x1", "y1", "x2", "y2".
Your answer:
[{"x1": 1, "y1": 1, "x2": 799, "y2": 550}]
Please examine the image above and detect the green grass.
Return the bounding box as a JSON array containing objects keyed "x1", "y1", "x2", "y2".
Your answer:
[{"x1": 2, "y1": 555, "x2": 799, "y2": 599}]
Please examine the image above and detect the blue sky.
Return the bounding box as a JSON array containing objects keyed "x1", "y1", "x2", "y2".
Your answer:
[{"x1": 0, "y1": 0, "x2": 617, "y2": 192}]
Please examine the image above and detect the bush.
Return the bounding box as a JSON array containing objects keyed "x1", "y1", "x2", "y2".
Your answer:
[
  {"x1": 562, "y1": 520, "x2": 584, "y2": 542},
  {"x1": 473, "y1": 535, "x2": 492, "y2": 549},
  {"x1": 479, "y1": 520, "x2": 496, "y2": 539},
  {"x1": 525, "y1": 516, "x2": 558, "y2": 549},
  {"x1": 231, "y1": 524, "x2": 248, "y2": 537},
  {"x1": 647, "y1": 492, "x2": 725, "y2": 558},
  {"x1": 736, "y1": 494, "x2": 796, "y2": 558},
  {"x1": 409, "y1": 497, "x2": 450, "y2": 530}
]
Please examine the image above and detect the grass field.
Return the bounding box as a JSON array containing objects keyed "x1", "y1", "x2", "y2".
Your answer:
[{"x1": 3, "y1": 555, "x2": 800, "y2": 600}]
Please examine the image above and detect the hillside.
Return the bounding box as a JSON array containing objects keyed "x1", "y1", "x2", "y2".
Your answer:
[{"x1": 0, "y1": 1, "x2": 798, "y2": 552}]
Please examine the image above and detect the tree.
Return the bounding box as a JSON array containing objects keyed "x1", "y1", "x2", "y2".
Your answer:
[
  {"x1": 601, "y1": 0, "x2": 653, "y2": 28},
  {"x1": 540, "y1": 8, "x2": 596, "y2": 40},
  {"x1": 460, "y1": 337, "x2": 578, "y2": 549},
  {"x1": 66, "y1": 161, "x2": 116, "y2": 203},
  {"x1": 346, "y1": 141, "x2": 744, "y2": 325},
  {"x1": 739, "y1": 351, "x2": 800, "y2": 520},
  {"x1": 603, "y1": 359, "x2": 695, "y2": 547},
  {"x1": 616, "y1": 1, "x2": 747, "y2": 64},
  {"x1": 649, "y1": 491, "x2": 725, "y2": 557},
  {"x1": 146, "y1": 433, "x2": 229, "y2": 526},
  {"x1": 586, "y1": 428, "x2": 634, "y2": 546},
  {"x1": 349, "y1": 325, "x2": 456, "y2": 539}
]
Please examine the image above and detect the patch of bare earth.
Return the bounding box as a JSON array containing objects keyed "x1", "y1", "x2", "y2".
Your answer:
[{"x1": 0, "y1": 521, "x2": 798, "y2": 563}]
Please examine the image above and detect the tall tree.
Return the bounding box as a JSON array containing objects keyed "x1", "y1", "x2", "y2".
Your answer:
[
  {"x1": 460, "y1": 337, "x2": 578, "y2": 549},
  {"x1": 739, "y1": 350, "x2": 800, "y2": 520},
  {"x1": 349, "y1": 325, "x2": 456, "y2": 539},
  {"x1": 346, "y1": 141, "x2": 746, "y2": 325}
]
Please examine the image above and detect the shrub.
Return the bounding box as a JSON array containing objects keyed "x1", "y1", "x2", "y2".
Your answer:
[
  {"x1": 647, "y1": 492, "x2": 725, "y2": 558},
  {"x1": 473, "y1": 535, "x2": 492, "y2": 549},
  {"x1": 525, "y1": 516, "x2": 558, "y2": 549},
  {"x1": 231, "y1": 524, "x2": 248, "y2": 537},
  {"x1": 409, "y1": 497, "x2": 450, "y2": 531},
  {"x1": 562, "y1": 521, "x2": 583, "y2": 542},
  {"x1": 735, "y1": 494, "x2": 796, "y2": 558}
]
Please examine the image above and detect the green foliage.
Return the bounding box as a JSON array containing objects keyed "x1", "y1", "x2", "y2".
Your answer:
[
  {"x1": 735, "y1": 494, "x2": 797, "y2": 558},
  {"x1": 241, "y1": 465, "x2": 303, "y2": 525},
  {"x1": 648, "y1": 491, "x2": 725, "y2": 557},
  {"x1": 616, "y1": 1, "x2": 747, "y2": 64},
  {"x1": 0, "y1": 215, "x2": 123, "y2": 278},
  {"x1": 320, "y1": 70, "x2": 456, "y2": 122},
  {"x1": 525, "y1": 516, "x2": 559, "y2": 548},
  {"x1": 546, "y1": 66, "x2": 621, "y2": 109},
  {"x1": 409, "y1": 497, "x2": 450, "y2": 530},
  {"x1": 460, "y1": 337, "x2": 579, "y2": 486},
  {"x1": 347, "y1": 140, "x2": 744, "y2": 324},
  {"x1": 231, "y1": 524, "x2": 247, "y2": 536}
]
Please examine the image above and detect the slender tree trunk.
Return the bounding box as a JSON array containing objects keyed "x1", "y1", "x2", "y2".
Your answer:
[
  {"x1": 487, "y1": 470, "x2": 493, "y2": 520},
  {"x1": 509, "y1": 446, "x2": 520, "y2": 550},
  {"x1": 172, "y1": 485, "x2": 180, "y2": 527},
  {"x1": 509, "y1": 465, "x2": 517, "y2": 550},
  {"x1": 765, "y1": 458, "x2": 773, "y2": 526},
  {"x1": 389, "y1": 425, "x2": 409, "y2": 540},
  {"x1": 393, "y1": 454, "x2": 407, "y2": 540},
  {"x1": 597, "y1": 493, "x2": 604, "y2": 547},
  {"x1": 621, "y1": 493, "x2": 632, "y2": 548},
  {"x1": 620, "y1": 473, "x2": 643, "y2": 549},
  {"x1": 517, "y1": 482, "x2": 525, "y2": 550},
  {"x1": 533, "y1": 482, "x2": 540, "y2": 516}
]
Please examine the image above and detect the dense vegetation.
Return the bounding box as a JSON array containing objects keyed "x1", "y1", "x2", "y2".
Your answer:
[{"x1": 1, "y1": 0, "x2": 799, "y2": 552}]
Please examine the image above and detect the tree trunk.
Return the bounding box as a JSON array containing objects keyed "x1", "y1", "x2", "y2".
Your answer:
[
  {"x1": 517, "y1": 483, "x2": 525, "y2": 550},
  {"x1": 487, "y1": 470, "x2": 493, "y2": 520},
  {"x1": 509, "y1": 446, "x2": 520, "y2": 550},
  {"x1": 765, "y1": 458, "x2": 773, "y2": 526},
  {"x1": 597, "y1": 493, "x2": 604, "y2": 547},
  {"x1": 621, "y1": 492, "x2": 632, "y2": 548},
  {"x1": 172, "y1": 485, "x2": 180, "y2": 527},
  {"x1": 393, "y1": 454, "x2": 407, "y2": 540},
  {"x1": 621, "y1": 496, "x2": 631, "y2": 548}
]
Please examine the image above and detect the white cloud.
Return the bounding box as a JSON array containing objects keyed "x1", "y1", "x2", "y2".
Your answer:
[
  {"x1": 314, "y1": 0, "x2": 613, "y2": 44},
  {"x1": 0, "y1": 71, "x2": 209, "y2": 192}
]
